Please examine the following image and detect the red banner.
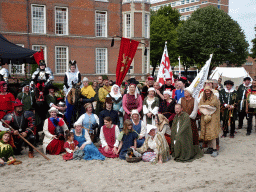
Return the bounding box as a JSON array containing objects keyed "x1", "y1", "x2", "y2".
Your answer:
[
  {"x1": 33, "y1": 49, "x2": 44, "y2": 65},
  {"x1": 116, "y1": 38, "x2": 139, "y2": 86}
]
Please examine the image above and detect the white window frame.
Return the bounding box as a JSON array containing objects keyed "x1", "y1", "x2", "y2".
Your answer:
[
  {"x1": 95, "y1": 0, "x2": 109, "y2": 2},
  {"x1": 95, "y1": 48, "x2": 108, "y2": 74},
  {"x1": 144, "y1": 14, "x2": 150, "y2": 38},
  {"x1": 55, "y1": 46, "x2": 69, "y2": 74},
  {"x1": 55, "y1": 6, "x2": 69, "y2": 36},
  {"x1": 245, "y1": 62, "x2": 253, "y2": 66},
  {"x1": 32, "y1": 45, "x2": 47, "y2": 64},
  {"x1": 31, "y1": 4, "x2": 46, "y2": 34},
  {"x1": 95, "y1": 11, "x2": 107, "y2": 37},
  {"x1": 124, "y1": 13, "x2": 131, "y2": 38},
  {"x1": 9, "y1": 44, "x2": 25, "y2": 74}
]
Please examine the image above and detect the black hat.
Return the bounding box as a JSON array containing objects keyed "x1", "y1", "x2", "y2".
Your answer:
[
  {"x1": 127, "y1": 78, "x2": 139, "y2": 85},
  {"x1": 69, "y1": 60, "x2": 76, "y2": 66},
  {"x1": 47, "y1": 84, "x2": 58, "y2": 91},
  {"x1": 224, "y1": 80, "x2": 234, "y2": 86},
  {"x1": 243, "y1": 77, "x2": 251, "y2": 81},
  {"x1": 39, "y1": 60, "x2": 46, "y2": 66}
]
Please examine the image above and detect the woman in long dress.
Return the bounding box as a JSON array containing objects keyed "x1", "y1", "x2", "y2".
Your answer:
[
  {"x1": 130, "y1": 109, "x2": 146, "y2": 148},
  {"x1": 143, "y1": 87, "x2": 159, "y2": 125},
  {"x1": 98, "y1": 116, "x2": 120, "y2": 158},
  {"x1": 122, "y1": 82, "x2": 142, "y2": 121},
  {"x1": 71, "y1": 122, "x2": 105, "y2": 160},
  {"x1": 155, "y1": 114, "x2": 171, "y2": 146},
  {"x1": 43, "y1": 107, "x2": 69, "y2": 155},
  {"x1": 107, "y1": 84, "x2": 124, "y2": 129},
  {"x1": 159, "y1": 90, "x2": 176, "y2": 126}
]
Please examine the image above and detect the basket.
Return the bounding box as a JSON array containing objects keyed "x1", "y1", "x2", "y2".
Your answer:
[{"x1": 126, "y1": 156, "x2": 142, "y2": 163}]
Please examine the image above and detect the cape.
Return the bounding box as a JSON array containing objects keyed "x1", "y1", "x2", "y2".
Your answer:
[{"x1": 171, "y1": 112, "x2": 203, "y2": 162}]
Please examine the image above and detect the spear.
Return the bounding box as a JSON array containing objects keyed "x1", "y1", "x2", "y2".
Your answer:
[{"x1": 1, "y1": 119, "x2": 50, "y2": 161}]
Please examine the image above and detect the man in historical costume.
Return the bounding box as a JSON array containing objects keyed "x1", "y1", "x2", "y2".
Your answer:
[
  {"x1": 171, "y1": 104, "x2": 203, "y2": 162},
  {"x1": 245, "y1": 79, "x2": 256, "y2": 136},
  {"x1": 45, "y1": 84, "x2": 59, "y2": 113},
  {"x1": 31, "y1": 60, "x2": 54, "y2": 101},
  {"x1": 0, "y1": 62, "x2": 9, "y2": 82},
  {"x1": 198, "y1": 80, "x2": 219, "y2": 101},
  {"x1": 0, "y1": 81, "x2": 15, "y2": 121},
  {"x1": 153, "y1": 82, "x2": 164, "y2": 102},
  {"x1": 97, "y1": 76, "x2": 112, "y2": 115},
  {"x1": 79, "y1": 77, "x2": 96, "y2": 114},
  {"x1": 141, "y1": 76, "x2": 154, "y2": 100},
  {"x1": 98, "y1": 97, "x2": 120, "y2": 139},
  {"x1": 199, "y1": 86, "x2": 221, "y2": 157},
  {"x1": 17, "y1": 83, "x2": 35, "y2": 112},
  {"x1": 2, "y1": 99, "x2": 35, "y2": 158},
  {"x1": 237, "y1": 77, "x2": 252, "y2": 129},
  {"x1": 219, "y1": 80, "x2": 237, "y2": 138}
]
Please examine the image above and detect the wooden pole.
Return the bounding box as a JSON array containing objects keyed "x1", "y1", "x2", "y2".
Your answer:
[{"x1": 1, "y1": 119, "x2": 50, "y2": 161}]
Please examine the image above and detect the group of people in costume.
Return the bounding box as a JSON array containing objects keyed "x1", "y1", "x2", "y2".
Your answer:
[{"x1": 0, "y1": 59, "x2": 255, "y2": 165}]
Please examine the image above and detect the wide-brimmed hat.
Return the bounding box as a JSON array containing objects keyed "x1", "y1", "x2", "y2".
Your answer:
[
  {"x1": 224, "y1": 80, "x2": 234, "y2": 86},
  {"x1": 146, "y1": 125, "x2": 157, "y2": 134},
  {"x1": 48, "y1": 107, "x2": 58, "y2": 113},
  {"x1": 13, "y1": 99, "x2": 24, "y2": 107},
  {"x1": 47, "y1": 84, "x2": 58, "y2": 90},
  {"x1": 127, "y1": 78, "x2": 139, "y2": 86}
]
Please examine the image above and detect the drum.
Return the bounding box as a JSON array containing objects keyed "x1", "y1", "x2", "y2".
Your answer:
[{"x1": 249, "y1": 94, "x2": 256, "y2": 108}]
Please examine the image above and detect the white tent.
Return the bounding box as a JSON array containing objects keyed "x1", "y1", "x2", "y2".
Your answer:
[{"x1": 210, "y1": 67, "x2": 251, "y2": 87}]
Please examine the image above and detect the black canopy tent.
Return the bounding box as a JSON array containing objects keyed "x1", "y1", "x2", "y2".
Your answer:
[{"x1": 0, "y1": 34, "x2": 37, "y2": 64}]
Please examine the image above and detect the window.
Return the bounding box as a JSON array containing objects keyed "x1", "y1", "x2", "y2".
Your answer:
[
  {"x1": 55, "y1": 7, "x2": 68, "y2": 35},
  {"x1": 191, "y1": 0, "x2": 195, "y2": 2},
  {"x1": 55, "y1": 46, "x2": 68, "y2": 74},
  {"x1": 144, "y1": 48, "x2": 148, "y2": 73},
  {"x1": 186, "y1": 7, "x2": 190, "y2": 12},
  {"x1": 32, "y1": 45, "x2": 47, "y2": 64},
  {"x1": 245, "y1": 62, "x2": 253, "y2": 65},
  {"x1": 218, "y1": 5, "x2": 220, "y2": 9},
  {"x1": 125, "y1": 13, "x2": 131, "y2": 38},
  {"x1": 31, "y1": 5, "x2": 46, "y2": 34},
  {"x1": 96, "y1": 48, "x2": 107, "y2": 74},
  {"x1": 195, "y1": 0, "x2": 200, "y2": 2},
  {"x1": 180, "y1": 8, "x2": 185, "y2": 13},
  {"x1": 96, "y1": 11, "x2": 107, "y2": 37},
  {"x1": 181, "y1": 0, "x2": 185, "y2": 5},
  {"x1": 171, "y1": 2, "x2": 176, "y2": 7},
  {"x1": 145, "y1": 14, "x2": 150, "y2": 38},
  {"x1": 185, "y1": 0, "x2": 190, "y2": 4},
  {"x1": 190, "y1": 6, "x2": 194, "y2": 11},
  {"x1": 10, "y1": 44, "x2": 25, "y2": 74}
]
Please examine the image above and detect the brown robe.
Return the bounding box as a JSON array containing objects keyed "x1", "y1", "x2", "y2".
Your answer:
[
  {"x1": 199, "y1": 94, "x2": 221, "y2": 141},
  {"x1": 181, "y1": 97, "x2": 199, "y2": 145}
]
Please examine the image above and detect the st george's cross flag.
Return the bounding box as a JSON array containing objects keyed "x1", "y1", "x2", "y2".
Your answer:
[{"x1": 156, "y1": 42, "x2": 174, "y2": 86}]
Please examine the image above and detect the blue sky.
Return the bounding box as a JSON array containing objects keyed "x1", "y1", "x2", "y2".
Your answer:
[{"x1": 229, "y1": 0, "x2": 256, "y2": 51}]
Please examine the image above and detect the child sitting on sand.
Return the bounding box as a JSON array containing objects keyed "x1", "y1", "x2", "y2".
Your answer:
[
  {"x1": 0, "y1": 131, "x2": 14, "y2": 165},
  {"x1": 63, "y1": 132, "x2": 79, "y2": 161},
  {"x1": 117, "y1": 120, "x2": 138, "y2": 160}
]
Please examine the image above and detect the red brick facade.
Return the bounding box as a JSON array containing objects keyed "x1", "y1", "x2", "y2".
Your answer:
[{"x1": 0, "y1": 0, "x2": 150, "y2": 83}]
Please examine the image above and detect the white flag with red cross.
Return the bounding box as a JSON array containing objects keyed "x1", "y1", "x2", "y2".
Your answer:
[{"x1": 156, "y1": 41, "x2": 174, "y2": 86}]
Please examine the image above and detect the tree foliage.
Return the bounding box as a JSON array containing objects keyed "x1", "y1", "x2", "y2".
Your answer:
[
  {"x1": 177, "y1": 6, "x2": 249, "y2": 70},
  {"x1": 150, "y1": 6, "x2": 181, "y2": 69},
  {"x1": 251, "y1": 27, "x2": 256, "y2": 59}
]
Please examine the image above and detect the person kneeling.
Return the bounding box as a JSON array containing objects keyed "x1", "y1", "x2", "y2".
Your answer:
[
  {"x1": 171, "y1": 104, "x2": 203, "y2": 162},
  {"x1": 135, "y1": 125, "x2": 171, "y2": 164}
]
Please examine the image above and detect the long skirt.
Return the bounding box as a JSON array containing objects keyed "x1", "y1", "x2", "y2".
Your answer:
[
  {"x1": 142, "y1": 152, "x2": 156, "y2": 162},
  {"x1": 137, "y1": 138, "x2": 145, "y2": 148},
  {"x1": 82, "y1": 143, "x2": 105, "y2": 160},
  {"x1": 46, "y1": 139, "x2": 65, "y2": 155},
  {"x1": 191, "y1": 119, "x2": 199, "y2": 145},
  {"x1": 98, "y1": 146, "x2": 119, "y2": 158}
]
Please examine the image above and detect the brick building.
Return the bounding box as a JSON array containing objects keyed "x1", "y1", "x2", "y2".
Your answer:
[
  {"x1": 0, "y1": 0, "x2": 150, "y2": 83},
  {"x1": 151, "y1": 0, "x2": 229, "y2": 20}
]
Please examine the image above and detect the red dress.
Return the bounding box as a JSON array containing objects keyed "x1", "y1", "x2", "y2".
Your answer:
[
  {"x1": 46, "y1": 118, "x2": 66, "y2": 155},
  {"x1": 98, "y1": 125, "x2": 119, "y2": 158},
  {"x1": 0, "y1": 93, "x2": 15, "y2": 120},
  {"x1": 63, "y1": 140, "x2": 79, "y2": 160}
]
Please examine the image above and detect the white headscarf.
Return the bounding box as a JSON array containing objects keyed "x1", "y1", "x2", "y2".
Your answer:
[
  {"x1": 109, "y1": 84, "x2": 122, "y2": 98},
  {"x1": 127, "y1": 84, "x2": 140, "y2": 99}
]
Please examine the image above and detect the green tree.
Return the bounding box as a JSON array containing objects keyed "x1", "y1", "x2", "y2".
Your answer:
[
  {"x1": 177, "y1": 6, "x2": 249, "y2": 72},
  {"x1": 251, "y1": 27, "x2": 256, "y2": 59},
  {"x1": 150, "y1": 6, "x2": 181, "y2": 75}
]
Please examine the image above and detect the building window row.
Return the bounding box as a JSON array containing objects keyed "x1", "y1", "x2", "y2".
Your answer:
[
  {"x1": 180, "y1": 14, "x2": 191, "y2": 21},
  {"x1": 151, "y1": 0, "x2": 200, "y2": 11},
  {"x1": 123, "y1": 0, "x2": 150, "y2": 4},
  {"x1": 179, "y1": 5, "x2": 200, "y2": 13},
  {"x1": 10, "y1": 45, "x2": 107, "y2": 75},
  {"x1": 245, "y1": 62, "x2": 253, "y2": 66}
]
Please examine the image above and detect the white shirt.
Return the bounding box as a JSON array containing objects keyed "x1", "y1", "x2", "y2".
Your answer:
[
  {"x1": 100, "y1": 125, "x2": 120, "y2": 148},
  {"x1": 71, "y1": 128, "x2": 92, "y2": 146}
]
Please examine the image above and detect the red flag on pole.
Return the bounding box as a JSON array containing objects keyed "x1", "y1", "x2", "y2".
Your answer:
[
  {"x1": 156, "y1": 42, "x2": 174, "y2": 86},
  {"x1": 33, "y1": 49, "x2": 44, "y2": 65},
  {"x1": 116, "y1": 38, "x2": 139, "y2": 86}
]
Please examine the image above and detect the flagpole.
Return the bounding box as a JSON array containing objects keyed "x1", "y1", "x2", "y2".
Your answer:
[{"x1": 178, "y1": 56, "x2": 181, "y2": 78}]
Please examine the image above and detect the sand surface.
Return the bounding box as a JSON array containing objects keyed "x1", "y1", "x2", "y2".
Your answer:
[{"x1": 1, "y1": 126, "x2": 256, "y2": 192}]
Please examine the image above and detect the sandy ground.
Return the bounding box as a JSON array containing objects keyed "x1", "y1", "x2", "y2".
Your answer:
[{"x1": 1, "y1": 123, "x2": 256, "y2": 192}]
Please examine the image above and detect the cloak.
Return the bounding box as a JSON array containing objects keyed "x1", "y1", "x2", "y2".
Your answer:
[{"x1": 171, "y1": 112, "x2": 203, "y2": 162}]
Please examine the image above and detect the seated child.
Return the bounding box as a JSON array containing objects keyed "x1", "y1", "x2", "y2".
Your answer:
[
  {"x1": 0, "y1": 131, "x2": 14, "y2": 165},
  {"x1": 117, "y1": 120, "x2": 138, "y2": 160},
  {"x1": 63, "y1": 132, "x2": 79, "y2": 161}
]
